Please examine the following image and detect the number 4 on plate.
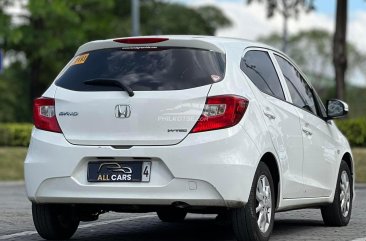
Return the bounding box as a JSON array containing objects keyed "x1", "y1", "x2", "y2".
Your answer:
[{"x1": 141, "y1": 162, "x2": 151, "y2": 182}]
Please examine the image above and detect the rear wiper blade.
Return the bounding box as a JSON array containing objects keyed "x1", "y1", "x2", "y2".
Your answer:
[{"x1": 83, "y1": 78, "x2": 134, "y2": 97}]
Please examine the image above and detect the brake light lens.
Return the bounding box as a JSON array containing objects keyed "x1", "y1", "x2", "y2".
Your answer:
[
  {"x1": 113, "y1": 37, "x2": 169, "y2": 44},
  {"x1": 33, "y1": 98, "x2": 62, "y2": 133},
  {"x1": 191, "y1": 95, "x2": 249, "y2": 133}
]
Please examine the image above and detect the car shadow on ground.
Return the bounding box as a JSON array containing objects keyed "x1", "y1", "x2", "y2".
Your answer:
[
  {"x1": 272, "y1": 219, "x2": 325, "y2": 237},
  {"x1": 62, "y1": 216, "x2": 325, "y2": 241}
]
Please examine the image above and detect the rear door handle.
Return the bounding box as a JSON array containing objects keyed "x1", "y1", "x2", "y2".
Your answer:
[{"x1": 264, "y1": 111, "x2": 276, "y2": 120}]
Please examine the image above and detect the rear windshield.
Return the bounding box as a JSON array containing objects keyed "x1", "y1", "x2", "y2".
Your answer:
[{"x1": 55, "y1": 47, "x2": 226, "y2": 91}]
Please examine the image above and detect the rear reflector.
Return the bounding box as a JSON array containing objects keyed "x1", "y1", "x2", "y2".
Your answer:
[
  {"x1": 113, "y1": 37, "x2": 169, "y2": 44},
  {"x1": 191, "y1": 95, "x2": 249, "y2": 133},
  {"x1": 33, "y1": 98, "x2": 62, "y2": 133}
]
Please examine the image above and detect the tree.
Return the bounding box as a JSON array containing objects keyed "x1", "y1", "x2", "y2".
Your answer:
[
  {"x1": 2, "y1": 0, "x2": 122, "y2": 103},
  {"x1": 0, "y1": 1, "x2": 11, "y2": 46},
  {"x1": 247, "y1": 0, "x2": 314, "y2": 53},
  {"x1": 140, "y1": 2, "x2": 231, "y2": 35},
  {"x1": 333, "y1": 0, "x2": 347, "y2": 99},
  {"x1": 0, "y1": 0, "x2": 231, "y2": 122},
  {"x1": 259, "y1": 30, "x2": 366, "y2": 99}
]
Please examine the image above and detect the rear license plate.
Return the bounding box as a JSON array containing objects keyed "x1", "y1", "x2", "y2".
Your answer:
[{"x1": 87, "y1": 161, "x2": 151, "y2": 182}]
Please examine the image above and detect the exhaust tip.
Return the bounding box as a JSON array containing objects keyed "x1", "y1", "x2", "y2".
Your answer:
[{"x1": 171, "y1": 201, "x2": 190, "y2": 209}]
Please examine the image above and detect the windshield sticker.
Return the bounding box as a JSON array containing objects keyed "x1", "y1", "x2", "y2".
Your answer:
[
  {"x1": 211, "y1": 74, "x2": 222, "y2": 82},
  {"x1": 72, "y1": 53, "x2": 89, "y2": 65}
]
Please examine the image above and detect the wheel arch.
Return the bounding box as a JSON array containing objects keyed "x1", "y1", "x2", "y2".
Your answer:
[
  {"x1": 342, "y1": 152, "x2": 353, "y2": 176},
  {"x1": 328, "y1": 152, "x2": 354, "y2": 204},
  {"x1": 260, "y1": 152, "x2": 280, "y2": 209}
]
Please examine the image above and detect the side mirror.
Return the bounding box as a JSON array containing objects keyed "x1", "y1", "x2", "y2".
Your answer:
[{"x1": 326, "y1": 99, "x2": 349, "y2": 119}]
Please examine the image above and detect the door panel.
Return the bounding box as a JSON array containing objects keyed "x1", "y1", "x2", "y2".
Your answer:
[
  {"x1": 262, "y1": 95, "x2": 305, "y2": 198},
  {"x1": 298, "y1": 110, "x2": 338, "y2": 197},
  {"x1": 273, "y1": 53, "x2": 338, "y2": 198},
  {"x1": 241, "y1": 49, "x2": 305, "y2": 199}
]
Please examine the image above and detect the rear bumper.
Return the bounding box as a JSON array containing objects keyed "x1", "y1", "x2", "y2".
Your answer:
[
  {"x1": 34, "y1": 177, "x2": 228, "y2": 207},
  {"x1": 25, "y1": 125, "x2": 260, "y2": 208}
]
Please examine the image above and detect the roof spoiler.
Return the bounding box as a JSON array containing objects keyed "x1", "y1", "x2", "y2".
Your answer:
[{"x1": 76, "y1": 37, "x2": 225, "y2": 55}]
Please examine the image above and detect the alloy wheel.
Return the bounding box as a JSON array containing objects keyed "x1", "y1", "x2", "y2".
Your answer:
[
  {"x1": 255, "y1": 175, "x2": 272, "y2": 233},
  {"x1": 340, "y1": 170, "x2": 351, "y2": 217}
]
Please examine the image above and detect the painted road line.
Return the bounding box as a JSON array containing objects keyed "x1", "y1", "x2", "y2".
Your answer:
[
  {"x1": 0, "y1": 214, "x2": 156, "y2": 240},
  {"x1": 0, "y1": 231, "x2": 37, "y2": 240}
]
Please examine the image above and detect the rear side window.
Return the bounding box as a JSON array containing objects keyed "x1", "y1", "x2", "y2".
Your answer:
[
  {"x1": 241, "y1": 50, "x2": 285, "y2": 101},
  {"x1": 275, "y1": 55, "x2": 318, "y2": 115},
  {"x1": 55, "y1": 47, "x2": 226, "y2": 91}
]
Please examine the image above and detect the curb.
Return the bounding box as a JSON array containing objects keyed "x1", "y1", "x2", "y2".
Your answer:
[
  {"x1": 0, "y1": 181, "x2": 24, "y2": 186},
  {"x1": 356, "y1": 183, "x2": 366, "y2": 189}
]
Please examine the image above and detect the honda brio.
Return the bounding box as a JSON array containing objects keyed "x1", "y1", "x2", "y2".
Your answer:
[{"x1": 25, "y1": 36, "x2": 354, "y2": 241}]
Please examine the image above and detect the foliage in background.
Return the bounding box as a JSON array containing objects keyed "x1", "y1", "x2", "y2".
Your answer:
[
  {"x1": 0, "y1": 65, "x2": 29, "y2": 122},
  {"x1": 259, "y1": 30, "x2": 366, "y2": 118},
  {"x1": 0, "y1": 147, "x2": 27, "y2": 180},
  {"x1": 247, "y1": 0, "x2": 315, "y2": 52},
  {"x1": 141, "y1": 2, "x2": 231, "y2": 35},
  {"x1": 0, "y1": 0, "x2": 231, "y2": 123},
  {"x1": 248, "y1": 0, "x2": 353, "y2": 100},
  {"x1": 0, "y1": 123, "x2": 32, "y2": 147},
  {"x1": 344, "y1": 86, "x2": 366, "y2": 118},
  {"x1": 352, "y1": 148, "x2": 366, "y2": 183},
  {"x1": 259, "y1": 30, "x2": 366, "y2": 89},
  {"x1": 336, "y1": 117, "x2": 366, "y2": 146}
]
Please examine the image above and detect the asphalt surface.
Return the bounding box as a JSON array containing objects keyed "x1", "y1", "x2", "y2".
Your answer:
[{"x1": 0, "y1": 183, "x2": 365, "y2": 241}]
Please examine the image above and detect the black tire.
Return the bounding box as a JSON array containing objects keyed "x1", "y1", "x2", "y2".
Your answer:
[
  {"x1": 157, "y1": 208, "x2": 187, "y2": 222},
  {"x1": 232, "y1": 162, "x2": 275, "y2": 241},
  {"x1": 215, "y1": 212, "x2": 231, "y2": 226},
  {"x1": 32, "y1": 203, "x2": 80, "y2": 240},
  {"x1": 321, "y1": 160, "x2": 353, "y2": 226}
]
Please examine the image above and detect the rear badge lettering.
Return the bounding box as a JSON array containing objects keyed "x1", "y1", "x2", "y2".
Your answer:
[
  {"x1": 167, "y1": 129, "x2": 188, "y2": 133},
  {"x1": 59, "y1": 112, "x2": 79, "y2": 117}
]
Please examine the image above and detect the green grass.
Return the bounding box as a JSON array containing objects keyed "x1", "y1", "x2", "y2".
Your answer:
[
  {"x1": 0, "y1": 147, "x2": 27, "y2": 181},
  {"x1": 352, "y1": 148, "x2": 366, "y2": 183},
  {"x1": 0, "y1": 147, "x2": 365, "y2": 182}
]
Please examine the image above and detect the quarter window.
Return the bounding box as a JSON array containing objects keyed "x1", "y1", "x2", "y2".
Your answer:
[
  {"x1": 241, "y1": 50, "x2": 285, "y2": 100},
  {"x1": 314, "y1": 91, "x2": 327, "y2": 118},
  {"x1": 275, "y1": 55, "x2": 318, "y2": 115}
]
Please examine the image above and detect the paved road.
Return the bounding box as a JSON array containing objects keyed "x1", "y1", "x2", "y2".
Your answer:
[{"x1": 0, "y1": 183, "x2": 365, "y2": 241}]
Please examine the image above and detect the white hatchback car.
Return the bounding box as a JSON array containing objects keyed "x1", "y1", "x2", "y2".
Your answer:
[{"x1": 25, "y1": 36, "x2": 354, "y2": 241}]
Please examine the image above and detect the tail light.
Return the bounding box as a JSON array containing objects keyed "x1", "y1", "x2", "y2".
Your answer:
[
  {"x1": 33, "y1": 97, "x2": 62, "y2": 133},
  {"x1": 113, "y1": 37, "x2": 169, "y2": 44},
  {"x1": 191, "y1": 95, "x2": 249, "y2": 133}
]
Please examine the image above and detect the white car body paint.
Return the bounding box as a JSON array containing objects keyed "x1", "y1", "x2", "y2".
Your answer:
[{"x1": 25, "y1": 35, "x2": 353, "y2": 212}]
